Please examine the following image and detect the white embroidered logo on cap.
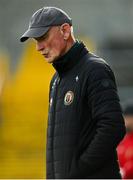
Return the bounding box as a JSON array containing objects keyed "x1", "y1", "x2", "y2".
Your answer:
[{"x1": 64, "y1": 91, "x2": 74, "y2": 105}]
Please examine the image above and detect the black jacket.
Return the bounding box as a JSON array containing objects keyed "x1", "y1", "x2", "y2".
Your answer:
[{"x1": 46, "y1": 41, "x2": 126, "y2": 179}]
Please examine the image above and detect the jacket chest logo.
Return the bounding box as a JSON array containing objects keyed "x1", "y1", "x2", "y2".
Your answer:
[{"x1": 64, "y1": 91, "x2": 74, "y2": 106}]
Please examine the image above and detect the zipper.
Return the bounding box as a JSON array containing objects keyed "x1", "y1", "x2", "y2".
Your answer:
[{"x1": 51, "y1": 73, "x2": 60, "y2": 178}]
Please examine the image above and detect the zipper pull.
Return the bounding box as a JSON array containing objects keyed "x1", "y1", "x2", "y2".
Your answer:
[{"x1": 57, "y1": 76, "x2": 60, "y2": 85}]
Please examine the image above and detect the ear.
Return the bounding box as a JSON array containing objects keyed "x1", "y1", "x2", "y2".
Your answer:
[{"x1": 60, "y1": 23, "x2": 71, "y2": 40}]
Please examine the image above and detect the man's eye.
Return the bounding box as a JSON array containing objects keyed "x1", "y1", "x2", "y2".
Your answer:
[
  {"x1": 37, "y1": 34, "x2": 48, "y2": 42},
  {"x1": 43, "y1": 35, "x2": 48, "y2": 40}
]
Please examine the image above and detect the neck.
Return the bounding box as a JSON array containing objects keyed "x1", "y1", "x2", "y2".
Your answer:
[
  {"x1": 52, "y1": 41, "x2": 88, "y2": 75},
  {"x1": 62, "y1": 36, "x2": 76, "y2": 56}
]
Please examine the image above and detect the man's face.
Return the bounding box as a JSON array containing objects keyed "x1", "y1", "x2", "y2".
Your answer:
[{"x1": 34, "y1": 26, "x2": 67, "y2": 63}]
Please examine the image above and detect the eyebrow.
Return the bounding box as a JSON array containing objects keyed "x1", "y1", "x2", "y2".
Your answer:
[{"x1": 35, "y1": 32, "x2": 49, "y2": 41}]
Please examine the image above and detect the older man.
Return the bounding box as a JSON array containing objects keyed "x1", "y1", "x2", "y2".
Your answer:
[{"x1": 20, "y1": 7, "x2": 125, "y2": 179}]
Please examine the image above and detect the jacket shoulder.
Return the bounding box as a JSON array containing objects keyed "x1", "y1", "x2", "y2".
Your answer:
[
  {"x1": 81, "y1": 52, "x2": 117, "y2": 86},
  {"x1": 85, "y1": 52, "x2": 110, "y2": 70}
]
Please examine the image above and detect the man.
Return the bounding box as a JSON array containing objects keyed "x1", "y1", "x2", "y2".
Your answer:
[
  {"x1": 117, "y1": 101, "x2": 133, "y2": 179},
  {"x1": 20, "y1": 7, "x2": 126, "y2": 179}
]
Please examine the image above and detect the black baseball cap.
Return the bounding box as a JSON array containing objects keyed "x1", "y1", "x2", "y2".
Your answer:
[{"x1": 20, "y1": 7, "x2": 72, "y2": 42}]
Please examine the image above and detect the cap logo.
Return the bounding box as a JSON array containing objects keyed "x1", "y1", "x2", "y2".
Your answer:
[{"x1": 64, "y1": 91, "x2": 74, "y2": 106}]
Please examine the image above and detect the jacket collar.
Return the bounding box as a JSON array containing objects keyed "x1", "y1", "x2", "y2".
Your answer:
[{"x1": 52, "y1": 40, "x2": 88, "y2": 75}]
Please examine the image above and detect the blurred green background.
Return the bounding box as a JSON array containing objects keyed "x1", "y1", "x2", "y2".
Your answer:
[{"x1": 0, "y1": 0, "x2": 133, "y2": 178}]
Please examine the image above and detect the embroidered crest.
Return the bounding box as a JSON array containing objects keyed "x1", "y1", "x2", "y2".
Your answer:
[{"x1": 64, "y1": 91, "x2": 74, "y2": 105}]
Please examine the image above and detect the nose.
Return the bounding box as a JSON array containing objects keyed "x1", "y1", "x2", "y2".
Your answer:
[{"x1": 36, "y1": 41, "x2": 44, "y2": 52}]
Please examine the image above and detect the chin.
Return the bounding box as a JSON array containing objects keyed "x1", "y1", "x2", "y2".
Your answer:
[
  {"x1": 45, "y1": 54, "x2": 58, "y2": 63},
  {"x1": 45, "y1": 58, "x2": 54, "y2": 63}
]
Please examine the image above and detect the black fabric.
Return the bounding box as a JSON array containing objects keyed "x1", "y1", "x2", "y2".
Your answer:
[
  {"x1": 46, "y1": 41, "x2": 126, "y2": 179},
  {"x1": 53, "y1": 40, "x2": 88, "y2": 75}
]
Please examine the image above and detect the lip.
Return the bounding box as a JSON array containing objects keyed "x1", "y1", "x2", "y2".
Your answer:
[{"x1": 43, "y1": 54, "x2": 49, "y2": 58}]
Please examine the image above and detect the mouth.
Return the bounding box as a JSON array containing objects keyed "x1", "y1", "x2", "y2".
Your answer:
[{"x1": 43, "y1": 54, "x2": 49, "y2": 58}]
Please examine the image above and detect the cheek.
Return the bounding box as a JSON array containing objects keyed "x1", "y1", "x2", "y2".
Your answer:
[{"x1": 50, "y1": 39, "x2": 64, "y2": 54}]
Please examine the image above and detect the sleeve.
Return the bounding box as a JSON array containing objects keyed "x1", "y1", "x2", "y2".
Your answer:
[{"x1": 78, "y1": 61, "x2": 126, "y2": 174}]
